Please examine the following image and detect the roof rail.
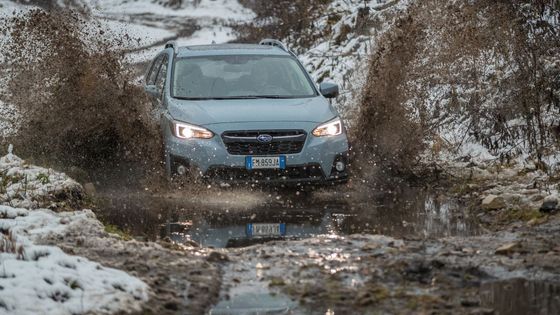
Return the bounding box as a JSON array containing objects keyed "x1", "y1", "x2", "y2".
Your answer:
[
  {"x1": 259, "y1": 39, "x2": 293, "y2": 54},
  {"x1": 164, "y1": 40, "x2": 177, "y2": 52}
]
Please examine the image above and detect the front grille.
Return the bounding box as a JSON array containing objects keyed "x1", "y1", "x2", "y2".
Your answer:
[{"x1": 222, "y1": 130, "x2": 307, "y2": 155}]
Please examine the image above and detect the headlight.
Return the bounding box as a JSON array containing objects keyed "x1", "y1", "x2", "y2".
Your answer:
[
  {"x1": 171, "y1": 121, "x2": 214, "y2": 139},
  {"x1": 312, "y1": 118, "x2": 343, "y2": 137}
]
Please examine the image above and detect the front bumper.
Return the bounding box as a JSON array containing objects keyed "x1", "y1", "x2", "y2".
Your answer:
[{"x1": 165, "y1": 121, "x2": 349, "y2": 185}]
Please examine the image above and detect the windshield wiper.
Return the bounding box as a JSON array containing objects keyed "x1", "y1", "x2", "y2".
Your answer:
[
  {"x1": 174, "y1": 95, "x2": 298, "y2": 100},
  {"x1": 244, "y1": 95, "x2": 293, "y2": 99},
  {"x1": 174, "y1": 96, "x2": 260, "y2": 100}
]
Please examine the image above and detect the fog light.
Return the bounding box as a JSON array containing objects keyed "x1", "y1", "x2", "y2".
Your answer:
[
  {"x1": 335, "y1": 161, "x2": 346, "y2": 172},
  {"x1": 177, "y1": 165, "x2": 187, "y2": 175}
]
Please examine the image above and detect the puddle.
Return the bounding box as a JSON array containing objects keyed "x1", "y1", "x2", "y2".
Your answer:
[
  {"x1": 210, "y1": 293, "x2": 295, "y2": 315},
  {"x1": 210, "y1": 262, "x2": 297, "y2": 315},
  {"x1": 97, "y1": 186, "x2": 481, "y2": 248},
  {"x1": 95, "y1": 186, "x2": 483, "y2": 314},
  {"x1": 480, "y1": 278, "x2": 560, "y2": 315}
]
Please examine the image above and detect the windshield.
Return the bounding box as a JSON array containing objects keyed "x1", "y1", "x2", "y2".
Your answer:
[{"x1": 172, "y1": 55, "x2": 317, "y2": 99}]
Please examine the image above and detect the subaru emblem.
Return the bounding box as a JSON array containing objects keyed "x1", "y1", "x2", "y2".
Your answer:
[{"x1": 257, "y1": 134, "x2": 273, "y2": 143}]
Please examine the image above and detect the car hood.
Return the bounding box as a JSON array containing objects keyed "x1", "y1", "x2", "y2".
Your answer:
[{"x1": 167, "y1": 96, "x2": 336, "y2": 125}]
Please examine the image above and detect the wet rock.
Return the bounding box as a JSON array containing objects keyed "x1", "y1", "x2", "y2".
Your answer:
[
  {"x1": 206, "y1": 251, "x2": 229, "y2": 262},
  {"x1": 495, "y1": 242, "x2": 521, "y2": 255},
  {"x1": 481, "y1": 195, "x2": 506, "y2": 210},
  {"x1": 268, "y1": 277, "x2": 286, "y2": 287},
  {"x1": 539, "y1": 195, "x2": 558, "y2": 213},
  {"x1": 256, "y1": 262, "x2": 271, "y2": 270},
  {"x1": 404, "y1": 261, "x2": 432, "y2": 283},
  {"x1": 164, "y1": 301, "x2": 179, "y2": 311}
]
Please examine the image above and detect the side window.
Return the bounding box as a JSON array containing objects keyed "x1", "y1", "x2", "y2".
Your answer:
[
  {"x1": 155, "y1": 54, "x2": 169, "y2": 96},
  {"x1": 147, "y1": 55, "x2": 164, "y2": 85}
]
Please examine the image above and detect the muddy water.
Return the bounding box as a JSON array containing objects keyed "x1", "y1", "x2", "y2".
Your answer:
[
  {"x1": 96, "y1": 186, "x2": 481, "y2": 248},
  {"x1": 480, "y1": 279, "x2": 560, "y2": 315},
  {"x1": 95, "y1": 187, "x2": 560, "y2": 314}
]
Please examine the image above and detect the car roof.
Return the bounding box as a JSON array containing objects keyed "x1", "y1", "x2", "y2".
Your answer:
[{"x1": 175, "y1": 43, "x2": 292, "y2": 58}]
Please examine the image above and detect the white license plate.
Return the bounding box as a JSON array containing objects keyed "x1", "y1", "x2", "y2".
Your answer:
[
  {"x1": 246, "y1": 156, "x2": 286, "y2": 170},
  {"x1": 247, "y1": 223, "x2": 286, "y2": 237}
]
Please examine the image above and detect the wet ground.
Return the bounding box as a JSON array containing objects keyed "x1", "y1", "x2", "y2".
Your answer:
[
  {"x1": 86, "y1": 184, "x2": 560, "y2": 314},
  {"x1": 480, "y1": 279, "x2": 560, "y2": 315}
]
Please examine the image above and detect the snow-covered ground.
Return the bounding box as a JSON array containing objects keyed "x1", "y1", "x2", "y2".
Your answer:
[
  {"x1": 297, "y1": 0, "x2": 411, "y2": 123},
  {"x1": 88, "y1": 0, "x2": 254, "y2": 62},
  {"x1": 0, "y1": 147, "x2": 82, "y2": 209},
  {"x1": 0, "y1": 151, "x2": 149, "y2": 315}
]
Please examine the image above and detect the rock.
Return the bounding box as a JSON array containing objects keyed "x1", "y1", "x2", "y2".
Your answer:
[
  {"x1": 83, "y1": 182, "x2": 96, "y2": 196},
  {"x1": 527, "y1": 218, "x2": 539, "y2": 226},
  {"x1": 164, "y1": 301, "x2": 179, "y2": 311},
  {"x1": 539, "y1": 195, "x2": 558, "y2": 213},
  {"x1": 481, "y1": 194, "x2": 506, "y2": 210},
  {"x1": 206, "y1": 251, "x2": 229, "y2": 262},
  {"x1": 495, "y1": 242, "x2": 521, "y2": 255},
  {"x1": 268, "y1": 277, "x2": 286, "y2": 287},
  {"x1": 255, "y1": 262, "x2": 270, "y2": 270}
]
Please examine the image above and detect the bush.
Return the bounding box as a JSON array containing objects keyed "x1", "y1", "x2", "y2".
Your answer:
[
  {"x1": 234, "y1": 0, "x2": 331, "y2": 52},
  {"x1": 355, "y1": 0, "x2": 560, "y2": 176}
]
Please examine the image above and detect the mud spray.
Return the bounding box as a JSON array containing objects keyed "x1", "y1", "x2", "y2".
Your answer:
[{"x1": 1, "y1": 9, "x2": 163, "y2": 188}]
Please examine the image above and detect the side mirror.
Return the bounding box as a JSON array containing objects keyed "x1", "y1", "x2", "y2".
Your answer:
[
  {"x1": 319, "y1": 82, "x2": 339, "y2": 99},
  {"x1": 144, "y1": 85, "x2": 159, "y2": 98}
]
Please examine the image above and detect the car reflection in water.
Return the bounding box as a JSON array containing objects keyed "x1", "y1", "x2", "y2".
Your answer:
[
  {"x1": 162, "y1": 206, "x2": 337, "y2": 248},
  {"x1": 161, "y1": 187, "x2": 480, "y2": 248}
]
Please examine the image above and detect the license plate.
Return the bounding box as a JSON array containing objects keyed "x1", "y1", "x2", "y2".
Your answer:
[
  {"x1": 246, "y1": 223, "x2": 286, "y2": 237},
  {"x1": 246, "y1": 156, "x2": 286, "y2": 170}
]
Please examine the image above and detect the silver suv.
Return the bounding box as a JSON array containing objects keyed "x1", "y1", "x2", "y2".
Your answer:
[{"x1": 144, "y1": 39, "x2": 349, "y2": 186}]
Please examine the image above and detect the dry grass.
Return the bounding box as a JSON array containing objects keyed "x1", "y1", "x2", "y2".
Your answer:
[{"x1": 0, "y1": 229, "x2": 25, "y2": 260}]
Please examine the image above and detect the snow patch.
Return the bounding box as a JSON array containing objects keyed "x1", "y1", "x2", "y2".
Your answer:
[
  {"x1": 0, "y1": 207, "x2": 149, "y2": 315},
  {"x1": 0, "y1": 152, "x2": 83, "y2": 210}
]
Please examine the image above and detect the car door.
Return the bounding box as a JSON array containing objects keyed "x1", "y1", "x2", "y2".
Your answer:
[
  {"x1": 145, "y1": 54, "x2": 166, "y2": 108},
  {"x1": 154, "y1": 54, "x2": 169, "y2": 106}
]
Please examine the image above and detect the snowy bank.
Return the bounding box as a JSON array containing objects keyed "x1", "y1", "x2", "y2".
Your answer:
[
  {"x1": 0, "y1": 152, "x2": 149, "y2": 314},
  {"x1": 0, "y1": 207, "x2": 149, "y2": 314},
  {"x1": 0, "y1": 148, "x2": 84, "y2": 210}
]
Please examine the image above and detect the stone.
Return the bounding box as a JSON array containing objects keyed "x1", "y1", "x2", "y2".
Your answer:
[
  {"x1": 495, "y1": 242, "x2": 521, "y2": 255},
  {"x1": 539, "y1": 195, "x2": 558, "y2": 213},
  {"x1": 481, "y1": 194, "x2": 506, "y2": 210},
  {"x1": 206, "y1": 251, "x2": 229, "y2": 262}
]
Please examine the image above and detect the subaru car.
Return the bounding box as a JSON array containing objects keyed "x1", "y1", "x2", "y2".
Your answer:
[{"x1": 144, "y1": 39, "x2": 349, "y2": 186}]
